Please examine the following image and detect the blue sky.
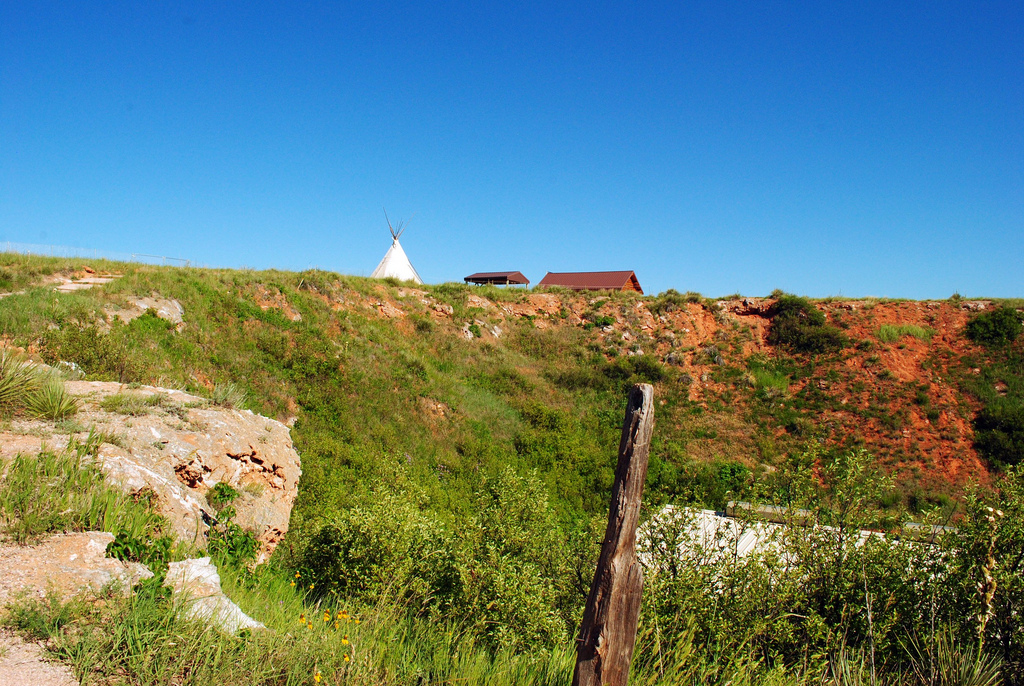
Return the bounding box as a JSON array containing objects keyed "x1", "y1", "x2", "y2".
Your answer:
[{"x1": 1, "y1": 1, "x2": 1021, "y2": 297}]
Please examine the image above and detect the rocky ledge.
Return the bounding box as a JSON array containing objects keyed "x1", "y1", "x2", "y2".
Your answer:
[{"x1": 0, "y1": 381, "x2": 301, "y2": 562}]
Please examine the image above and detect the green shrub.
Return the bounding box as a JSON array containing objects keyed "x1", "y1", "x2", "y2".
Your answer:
[
  {"x1": 208, "y1": 521, "x2": 260, "y2": 568},
  {"x1": 603, "y1": 355, "x2": 665, "y2": 387},
  {"x1": 583, "y1": 314, "x2": 616, "y2": 329},
  {"x1": 965, "y1": 306, "x2": 1024, "y2": 347},
  {"x1": 877, "y1": 324, "x2": 936, "y2": 343},
  {"x1": 299, "y1": 470, "x2": 582, "y2": 650},
  {"x1": 767, "y1": 294, "x2": 848, "y2": 354},
  {"x1": 107, "y1": 530, "x2": 175, "y2": 569},
  {"x1": 208, "y1": 482, "x2": 241, "y2": 509},
  {"x1": 299, "y1": 487, "x2": 456, "y2": 609},
  {"x1": 974, "y1": 402, "x2": 1024, "y2": 467},
  {"x1": 41, "y1": 325, "x2": 139, "y2": 382}
]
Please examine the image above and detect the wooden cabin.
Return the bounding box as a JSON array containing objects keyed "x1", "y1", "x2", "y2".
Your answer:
[{"x1": 537, "y1": 271, "x2": 643, "y2": 294}]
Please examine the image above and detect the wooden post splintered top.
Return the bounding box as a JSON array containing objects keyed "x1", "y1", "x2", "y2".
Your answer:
[{"x1": 573, "y1": 383, "x2": 654, "y2": 686}]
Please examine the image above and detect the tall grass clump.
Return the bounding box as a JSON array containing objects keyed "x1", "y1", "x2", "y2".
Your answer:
[
  {"x1": 211, "y1": 382, "x2": 248, "y2": 410},
  {"x1": 100, "y1": 391, "x2": 164, "y2": 415},
  {"x1": 0, "y1": 433, "x2": 165, "y2": 544},
  {"x1": 649, "y1": 289, "x2": 703, "y2": 315},
  {"x1": 877, "y1": 324, "x2": 936, "y2": 343},
  {"x1": 750, "y1": 368, "x2": 790, "y2": 399}
]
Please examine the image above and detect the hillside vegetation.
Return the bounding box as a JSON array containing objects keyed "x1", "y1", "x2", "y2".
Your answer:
[{"x1": 2, "y1": 252, "x2": 1024, "y2": 684}]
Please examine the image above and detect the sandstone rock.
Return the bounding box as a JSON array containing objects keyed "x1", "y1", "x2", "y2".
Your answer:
[
  {"x1": 467, "y1": 295, "x2": 493, "y2": 309},
  {"x1": 108, "y1": 296, "x2": 185, "y2": 328},
  {"x1": 164, "y1": 558, "x2": 264, "y2": 634},
  {"x1": 0, "y1": 532, "x2": 152, "y2": 606},
  {"x1": 0, "y1": 382, "x2": 301, "y2": 563}
]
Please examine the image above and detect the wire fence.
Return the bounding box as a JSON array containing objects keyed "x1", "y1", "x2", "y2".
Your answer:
[{"x1": 0, "y1": 241, "x2": 192, "y2": 267}]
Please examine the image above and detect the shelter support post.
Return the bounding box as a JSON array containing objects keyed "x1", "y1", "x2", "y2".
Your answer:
[{"x1": 572, "y1": 383, "x2": 654, "y2": 686}]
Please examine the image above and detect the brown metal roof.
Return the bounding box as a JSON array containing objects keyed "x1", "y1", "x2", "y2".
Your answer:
[
  {"x1": 464, "y1": 271, "x2": 530, "y2": 285},
  {"x1": 537, "y1": 271, "x2": 643, "y2": 294}
]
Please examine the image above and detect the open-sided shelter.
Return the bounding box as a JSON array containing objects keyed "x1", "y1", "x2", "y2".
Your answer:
[
  {"x1": 537, "y1": 271, "x2": 643, "y2": 294},
  {"x1": 464, "y1": 271, "x2": 530, "y2": 286}
]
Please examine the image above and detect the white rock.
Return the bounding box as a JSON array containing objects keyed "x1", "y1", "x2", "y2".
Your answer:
[{"x1": 164, "y1": 558, "x2": 264, "y2": 634}]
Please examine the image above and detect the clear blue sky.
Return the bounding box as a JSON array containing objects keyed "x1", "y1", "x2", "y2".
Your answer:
[{"x1": 2, "y1": 2, "x2": 1021, "y2": 298}]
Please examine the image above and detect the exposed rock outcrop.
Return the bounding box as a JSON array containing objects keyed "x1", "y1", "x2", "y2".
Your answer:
[
  {"x1": 0, "y1": 382, "x2": 302, "y2": 562},
  {"x1": 106, "y1": 296, "x2": 186, "y2": 330}
]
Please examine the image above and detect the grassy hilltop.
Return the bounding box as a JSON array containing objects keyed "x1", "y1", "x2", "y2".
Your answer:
[{"x1": 2, "y1": 252, "x2": 1024, "y2": 684}]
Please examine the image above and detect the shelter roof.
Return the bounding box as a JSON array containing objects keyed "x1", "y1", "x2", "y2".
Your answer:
[{"x1": 464, "y1": 271, "x2": 530, "y2": 285}]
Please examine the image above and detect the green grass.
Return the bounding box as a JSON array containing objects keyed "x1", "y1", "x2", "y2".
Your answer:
[
  {"x1": 877, "y1": 324, "x2": 936, "y2": 343},
  {"x1": 750, "y1": 368, "x2": 790, "y2": 399},
  {"x1": 0, "y1": 435, "x2": 165, "y2": 545},
  {"x1": 99, "y1": 391, "x2": 166, "y2": 415}
]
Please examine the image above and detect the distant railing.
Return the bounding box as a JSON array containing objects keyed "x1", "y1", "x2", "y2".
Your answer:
[{"x1": 0, "y1": 241, "x2": 192, "y2": 267}]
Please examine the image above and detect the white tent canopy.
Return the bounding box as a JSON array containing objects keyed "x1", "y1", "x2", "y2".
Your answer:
[{"x1": 370, "y1": 210, "x2": 423, "y2": 284}]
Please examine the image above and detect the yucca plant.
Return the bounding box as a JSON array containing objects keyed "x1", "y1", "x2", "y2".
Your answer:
[
  {"x1": 905, "y1": 629, "x2": 1003, "y2": 686},
  {"x1": 0, "y1": 348, "x2": 40, "y2": 410},
  {"x1": 26, "y1": 376, "x2": 80, "y2": 421}
]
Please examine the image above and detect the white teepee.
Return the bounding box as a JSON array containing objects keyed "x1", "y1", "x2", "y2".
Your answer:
[{"x1": 370, "y1": 210, "x2": 423, "y2": 284}]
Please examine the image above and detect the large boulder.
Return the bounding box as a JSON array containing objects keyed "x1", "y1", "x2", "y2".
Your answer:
[{"x1": 0, "y1": 382, "x2": 302, "y2": 563}]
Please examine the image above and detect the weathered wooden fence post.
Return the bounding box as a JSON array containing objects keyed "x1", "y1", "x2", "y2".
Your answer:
[{"x1": 573, "y1": 383, "x2": 655, "y2": 686}]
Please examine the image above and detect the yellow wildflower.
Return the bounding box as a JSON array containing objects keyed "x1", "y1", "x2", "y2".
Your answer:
[
  {"x1": 344, "y1": 655, "x2": 350, "y2": 663},
  {"x1": 342, "y1": 636, "x2": 349, "y2": 645},
  {"x1": 291, "y1": 581, "x2": 296, "y2": 587},
  {"x1": 314, "y1": 671, "x2": 322, "y2": 683},
  {"x1": 300, "y1": 614, "x2": 305, "y2": 623},
  {"x1": 307, "y1": 621, "x2": 313, "y2": 629}
]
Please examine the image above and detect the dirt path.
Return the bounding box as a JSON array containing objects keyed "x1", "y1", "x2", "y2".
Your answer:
[
  {"x1": 0, "y1": 272, "x2": 121, "y2": 299},
  {"x1": 0, "y1": 630, "x2": 78, "y2": 686}
]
